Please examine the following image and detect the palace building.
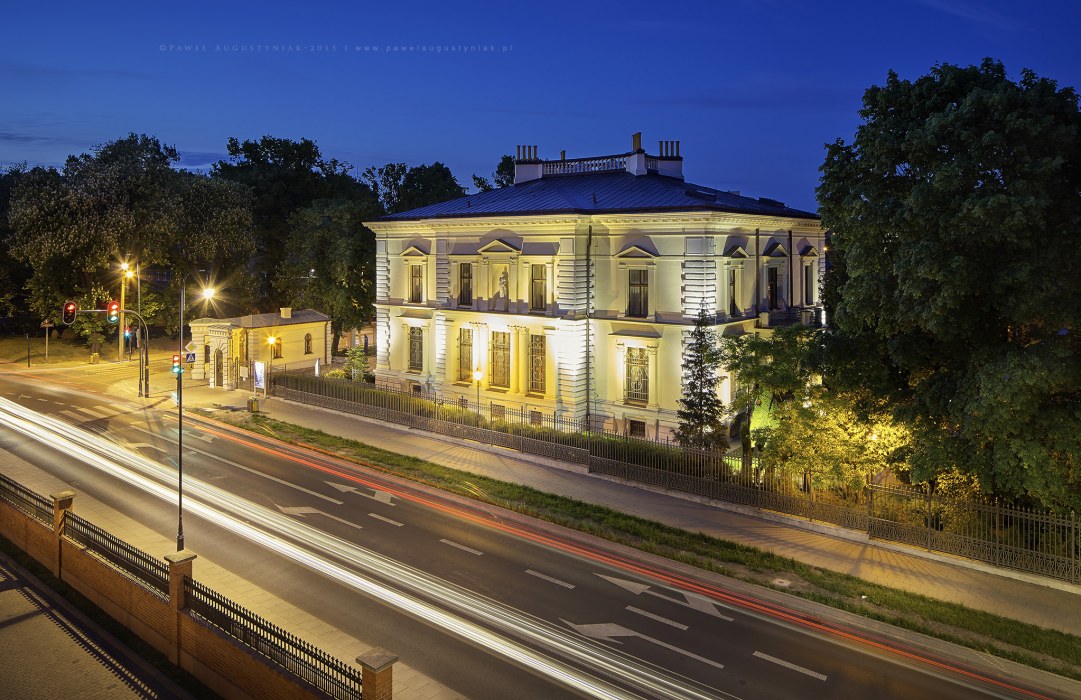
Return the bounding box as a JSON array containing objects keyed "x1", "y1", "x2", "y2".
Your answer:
[{"x1": 367, "y1": 134, "x2": 823, "y2": 440}]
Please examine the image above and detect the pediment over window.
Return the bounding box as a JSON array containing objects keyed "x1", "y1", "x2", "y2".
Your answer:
[
  {"x1": 723, "y1": 245, "x2": 749, "y2": 258},
  {"x1": 763, "y1": 241, "x2": 789, "y2": 257},
  {"x1": 401, "y1": 239, "x2": 431, "y2": 256},
  {"x1": 615, "y1": 237, "x2": 659, "y2": 259},
  {"x1": 478, "y1": 238, "x2": 522, "y2": 254},
  {"x1": 800, "y1": 245, "x2": 820, "y2": 257}
]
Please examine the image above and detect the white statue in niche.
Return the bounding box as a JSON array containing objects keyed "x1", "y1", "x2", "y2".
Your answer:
[{"x1": 496, "y1": 268, "x2": 509, "y2": 310}]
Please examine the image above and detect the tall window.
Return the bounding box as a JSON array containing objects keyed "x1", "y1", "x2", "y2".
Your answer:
[
  {"x1": 530, "y1": 264, "x2": 546, "y2": 312},
  {"x1": 767, "y1": 267, "x2": 780, "y2": 310},
  {"x1": 457, "y1": 328, "x2": 473, "y2": 381},
  {"x1": 627, "y1": 269, "x2": 648, "y2": 318},
  {"x1": 804, "y1": 264, "x2": 816, "y2": 305},
  {"x1": 625, "y1": 347, "x2": 649, "y2": 404},
  {"x1": 304, "y1": 333, "x2": 313, "y2": 354},
  {"x1": 408, "y1": 327, "x2": 423, "y2": 371},
  {"x1": 728, "y1": 268, "x2": 740, "y2": 316},
  {"x1": 458, "y1": 263, "x2": 473, "y2": 307},
  {"x1": 528, "y1": 334, "x2": 545, "y2": 394},
  {"x1": 271, "y1": 338, "x2": 282, "y2": 359},
  {"x1": 410, "y1": 265, "x2": 423, "y2": 303},
  {"x1": 490, "y1": 331, "x2": 510, "y2": 388}
]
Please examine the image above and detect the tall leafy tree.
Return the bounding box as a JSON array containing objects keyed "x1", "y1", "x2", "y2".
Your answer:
[
  {"x1": 276, "y1": 197, "x2": 379, "y2": 353},
  {"x1": 673, "y1": 309, "x2": 728, "y2": 450},
  {"x1": 818, "y1": 59, "x2": 1081, "y2": 508},
  {"x1": 472, "y1": 154, "x2": 515, "y2": 192},
  {"x1": 363, "y1": 162, "x2": 465, "y2": 214},
  {"x1": 8, "y1": 133, "x2": 253, "y2": 340},
  {"x1": 0, "y1": 164, "x2": 34, "y2": 319},
  {"x1": 212, "y1": 136, "x2": 364, "y2": 308}
]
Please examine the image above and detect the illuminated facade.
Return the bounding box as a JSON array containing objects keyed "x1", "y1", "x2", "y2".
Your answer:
[
  {"x1": 188, "y1": 308, "x2": 331, "y2": 390},
  {"x1": 368, "y1": 135, "x2": 823, "y2": 439}
]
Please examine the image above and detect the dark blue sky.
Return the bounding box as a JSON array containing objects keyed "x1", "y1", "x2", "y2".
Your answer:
[{"x1": 3, "y1": 0, "x2": 1079, "y2": 211}]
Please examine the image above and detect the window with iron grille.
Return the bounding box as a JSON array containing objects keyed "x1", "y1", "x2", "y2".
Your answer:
[
  {"x1": 271, "y1": 338, "x2": 282, "y2": 359},
  {"x1": 528, "y1": 334, "x2": 545, "y2": 394},
  {"x1": 458, "y1": 263, "x2": 473, "y2": 307},
  {"x1": 627, "y1": 269, "x2": 648, "y2": 317},
  {"x1": 625, "y1": 347, "x2": 649, "y2": 404},
  {"x1": 457, "y1": 328, "x2": 473, "y2": 381},
  {"x1": 490, "y1": 331, "x2": 510, "y2": 387},
  {"x1": 530, "y1": 264, "x2": 546, "y2": 312},
  {"x1": 530, "y1": 410, "x2": 543, "y2": 426},
  {"x1": 304, "y1": 333, "x2": 312, "y2": 354},
  {"x1": 728, "y1": 268, "x2": 740, "y2": 316},
  {"x1": 767, "y1": 266, "x2": 780, "y2": 310},
  {"x1": 408, "y1": 327, "x2": 423, "y2": 371},
  {"x1": 628, "y1": 419, "x2": 646, "y2": 438},
  {"x1": 410, "y1": 265, "x2": 423, "y2": 303},
  {"x1": 491, "y1": 404, "x2": 506, "y2": 421}
]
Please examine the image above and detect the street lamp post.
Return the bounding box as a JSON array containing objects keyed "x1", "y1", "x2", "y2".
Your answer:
[
  {"x1": 473, "y1": 369, "x2": 482, "y2": 427},
  {"x1": 118, "y1": 263, "x2": 133, "y2": 362},
  {"x1": 266, "y1": 336, "x2": 277, "y2": 399},
  {"x1": 176, "y1": 279, "x2": 214, "y2": 552}
]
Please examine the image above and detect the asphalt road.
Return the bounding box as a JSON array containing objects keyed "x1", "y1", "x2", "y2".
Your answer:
[{"x1": 0, "y1": 368, "x2": 1065, "y2": 700}]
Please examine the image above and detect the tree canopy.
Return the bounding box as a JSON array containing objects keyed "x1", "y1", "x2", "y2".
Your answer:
[
  {"x1": 673, "y1": 309, "x2": 728, "y2": 450},
  {"x1": 818, "y1": 59, "x2": 1081, "y2": 508},
  {"x1": 472, "y1": 154, "x2": 515, "y2": 192},
  {"x1": 363, "y1": 161, "x2": 465, "y2": 214}
]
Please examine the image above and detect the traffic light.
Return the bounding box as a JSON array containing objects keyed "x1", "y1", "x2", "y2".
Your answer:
[
  {"x1": 62, "y1": 301, "x2": 77, "y2": 325},
  {"x1": 171, "y1": 354, "x2": 183, "y2": 374},
  {"x1": 124, "y1": 326, "x2": 132, "y2": 339},
  {"x1": 106, "y1": 300, "x2": 120, "y2": 324}
]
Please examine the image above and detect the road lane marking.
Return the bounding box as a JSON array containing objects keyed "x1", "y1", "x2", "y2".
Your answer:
[
  {"x1": 326, "y1": 481, "x2": 396, "y2": 505},
  {"x1": 368, "y1": 513, "x2": 403, "y2": 527},
  {"x1": 596, "y1": 573, "x2": 734, "y2": 621},
  {"x1": 125, "y1": 424, "x2": 344, "y2": 505},
  {"x1": 564, "y1": 620, "x2": 724, "y2": 670},
  {"x1": 275, "y1": 504, "x2": 363, "y2": 531},
  {"x1": 753, "y1": 651, "x2": 827, "y2": 681},
  {"x1": 440, "y1": 539, "x2": 483, "y2": 556},
  {"x1": 526, "y1": 569, "x2": 575, "y2": 589},
  {"x1": 626, "y1": 606, "x2": 688, "y2": 630},
  {"x1": 78, "y1": 407, "x2": 113, "y2": 419}
]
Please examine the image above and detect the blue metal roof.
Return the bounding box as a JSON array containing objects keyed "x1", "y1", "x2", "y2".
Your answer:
[{"x1": 380, "y1": 171, "x2": 818, "y2": 221}]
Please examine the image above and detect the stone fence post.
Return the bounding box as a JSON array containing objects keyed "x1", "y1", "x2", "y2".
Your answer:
[
  {"x1": 165, "y1": 550, "x2": 197, "y2": 665},
  {"x1": 357, "y1": 648, "x2": 398, "y2": 700},
  {"x1": 50, "y1": 490, "x2": 75, "y2": 577}
]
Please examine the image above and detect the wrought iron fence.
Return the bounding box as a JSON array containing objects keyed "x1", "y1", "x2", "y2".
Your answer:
[
  {"x1": 869, "y1": 485, "x2": 1078, "y2": 582},
  {"x1": 185, "y1": 576, "x2": 362, "y2": 699},
  {"x1": 63, "y1": 511, "x2": 169, "y2": 597},
  {"x1": 0, "y1": 472, "x2": 52, "y2": 526},
  {"x1": 271, "y1": 375, "x2": 1080, "y2": 583}
]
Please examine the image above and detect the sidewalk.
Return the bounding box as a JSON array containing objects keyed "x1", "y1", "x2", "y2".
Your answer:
[
  {"x1": 0, "y1": 548, "x2": 194, "y2": 700},
  {"x1": 182, "y1": 383, "x2": 1081, "y2": 638}
]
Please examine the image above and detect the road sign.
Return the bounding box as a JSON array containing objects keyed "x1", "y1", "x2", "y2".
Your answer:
[
  {"x1": 184, "y1": 352, "x2": 197, "y2": 363},
  {"x1": 40, "y1": 321, "x2": 55, "y2": 328},
  {"x1": 184, "y1": 341, "x2": 197, "y2": 353}
]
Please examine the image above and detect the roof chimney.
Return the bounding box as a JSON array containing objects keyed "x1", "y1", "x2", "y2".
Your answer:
[
  {"x1": 514, "y1": 144, "x2": 543, "y2": 184},
  {"x1": 655, "y1": 139, "x2": 684, "y2": 180},
  {"x1": 631, "y1": 131, "x2": 643, "y2": 152},
  {"x1": 280, "y1": 307, "x2": 292, "y2": 319}
]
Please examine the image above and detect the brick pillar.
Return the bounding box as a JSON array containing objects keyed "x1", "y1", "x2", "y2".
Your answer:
[
  {"x1": 50, "y1": 490, "x2": 75, "y2": 578},
  {"x1": 165, "y1": 550, "x2": 197, "y2": 665},
  {"x1": 356, "y1": 648, "x2": 398, "y2": 700}
]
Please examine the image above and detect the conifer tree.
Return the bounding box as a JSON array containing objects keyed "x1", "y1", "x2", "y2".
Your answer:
[{"x1": 674, "y1": 308, "x2": 728, "y2": 450}]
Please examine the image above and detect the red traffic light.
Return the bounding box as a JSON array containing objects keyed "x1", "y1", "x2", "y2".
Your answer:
[
  {"x1": 106, "y1": 300, "x2": 120, "y2": 324},
  {"x1": 171, "y1": 354, "x2": 182, "y2": 374},
  {"x1": 62, "y1": 301, "x2": 78, "y2": 325}
]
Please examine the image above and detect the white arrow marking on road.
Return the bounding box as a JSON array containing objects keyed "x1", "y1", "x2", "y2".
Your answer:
[
  {"x1": 596, "y1": 574, "x2": 735, "y2": 621},
  {"x1": 273, "y1": 504, "x2": 363, "y2": 531},
  {"x1": 325, "y1": 480, "x2": 396, "y2": 505},
  {"x1": 367, "y1": 513, "x2": 403, "y2": 527},
  {"x1": 562, "y1": 620, "x2": 724, "y2": 670},
  {"x1": 753, "y1": 651, "x2": 827, "y2": 681}
]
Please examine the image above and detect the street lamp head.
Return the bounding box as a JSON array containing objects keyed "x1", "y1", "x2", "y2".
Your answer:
[
  {"x1": 202, "y1": 287, "x2": 215, "y2": 300},
  {"x1": 267, "y1": 336, "x2": 277, "y2": 346},
  {"x1": 125, "y1": 269, "x2": 135, "y2": 280},
  {"x1": 473, "y1": 369, "x2": 483, "y2": 382}
]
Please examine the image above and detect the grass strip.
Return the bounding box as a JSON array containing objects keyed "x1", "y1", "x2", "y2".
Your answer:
[{"x1": 203, "y1": 409, "x2": 1081, "y2": 680}]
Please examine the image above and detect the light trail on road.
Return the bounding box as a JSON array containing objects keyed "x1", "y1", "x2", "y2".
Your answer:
[{"x1": 0, "y1": 396, "x2": 726, "y2": 700}]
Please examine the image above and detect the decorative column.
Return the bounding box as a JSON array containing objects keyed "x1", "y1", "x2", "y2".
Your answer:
[
  {"x1": 165, "y1": 550, "x2": 197, "y2": 665},
  {"x1": 614, "y1": 342, "x2": 626, "y2": 404},
  {"x1": 51, "y1": 490, "x2": 75, "y2": 578},
  {"x1": 647, "y1": 344, "x2": 659, "y2": 408},
  {"x1": 356, "y1": 648, "x2": 398, "y2": 700}
]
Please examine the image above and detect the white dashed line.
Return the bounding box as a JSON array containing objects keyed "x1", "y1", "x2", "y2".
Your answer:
[
  {"x1": 753, "y1": 651, "x2": 827, "y2": 681},
  {"x1": 526, "y1": 569, "x2": 575, "y2": 589},
  {"x1": 368, "y1": 513, "x2": 403, "y2": 527},
  {"x1": 626, "y1": 606, "x2": 688, "y2": 630},
  {"x1": 439, "y1": 539, "x2": 483, "y2": 556}
]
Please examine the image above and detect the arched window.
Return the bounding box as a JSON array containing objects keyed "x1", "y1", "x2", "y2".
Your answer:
[{"x1": 304, "y1": 333, "x2": 313, "y2": 354}]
